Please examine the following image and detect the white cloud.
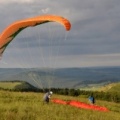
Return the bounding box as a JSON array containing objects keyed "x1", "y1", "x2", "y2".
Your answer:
[
  {"x1": 57, "y1": 53, "x2": 120, "y2": 68},
  {"x1": 0, "y1": 0, "x2": 34, "y2": 4},
  {"x1": 41, "y1": 8, "x2": 50, "y2": 13}
]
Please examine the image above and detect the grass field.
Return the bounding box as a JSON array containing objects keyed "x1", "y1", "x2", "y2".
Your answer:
[{"x1": 0, "y1": 90, "x2": 120, "y2": 120}]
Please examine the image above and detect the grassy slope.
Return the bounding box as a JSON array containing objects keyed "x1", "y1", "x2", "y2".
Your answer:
[
  {"x1": 107, "y1": 82, "x2": 120, "y2": 93},
  {"x1": 0, "y1": 82, "x2": 21, "y2": 89},
  {"x1": 0, "y1": 90, "x2": 120, "y2": 120},
  {"x1": 0, "y1": 81, "x2": 37, "y2": 90},
  {"x1": 80, "y1": 82, "x2": 120, "y2": 92},
  {"x1": 99, "y1": 82, "x2": 120, "y2": 92}
]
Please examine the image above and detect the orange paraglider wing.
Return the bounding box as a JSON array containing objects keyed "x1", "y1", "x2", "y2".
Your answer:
[
  {"x1": 52, "y1": 99, "x2": 109, "y2": 112},
  {"x1": 0, "y1": 15, "x2": 71, "y2": 56}
]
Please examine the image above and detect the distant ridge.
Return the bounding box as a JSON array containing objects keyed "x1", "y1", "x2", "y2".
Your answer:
[{"x1": 0, "y1": 67, "x2": 120, "y2": 88}]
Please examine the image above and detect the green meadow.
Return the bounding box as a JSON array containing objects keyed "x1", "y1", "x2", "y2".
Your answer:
[{"x1": 0, "y1": 90, "x2": 120, "y2": 120}]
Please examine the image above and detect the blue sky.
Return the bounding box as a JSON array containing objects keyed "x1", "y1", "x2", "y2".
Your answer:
[{"x1": 0, "y1": 0, "x2": 120, "y2": 68}]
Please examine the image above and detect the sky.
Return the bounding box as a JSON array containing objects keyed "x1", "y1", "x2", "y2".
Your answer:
[{"x1": 0, "y1": 0, "x2": 120, "y2": 68}]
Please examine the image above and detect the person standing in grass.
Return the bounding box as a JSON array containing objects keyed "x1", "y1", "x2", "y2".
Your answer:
[
  {"x1": 89, "y1": 94, "x2": 95, "y2": 104},
  {"x1": 43, "y1": 91, "x2": 53, "y2": 103}
]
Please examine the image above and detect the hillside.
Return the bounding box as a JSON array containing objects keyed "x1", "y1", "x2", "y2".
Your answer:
[
  {"x1": 0, "y1": 81, "x2": 39, "y2": 91},
  {"x1": 100, "y1": 82, "x2": 120, "y2": 93}
]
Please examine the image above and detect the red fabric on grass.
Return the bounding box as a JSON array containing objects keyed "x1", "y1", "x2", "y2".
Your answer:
[{"x1": 52, "y1": 99, "x2": 109, "y2": 112}]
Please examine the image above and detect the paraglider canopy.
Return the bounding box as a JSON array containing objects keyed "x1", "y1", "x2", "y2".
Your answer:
[
  {"x1": 0, "y1": 14, "x2": 71, "y2": 57},
  {"x1": 52, "y1": 99, "x2": 109, "y2": 112}
]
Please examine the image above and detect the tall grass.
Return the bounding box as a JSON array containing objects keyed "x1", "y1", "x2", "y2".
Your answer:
[{"x1": 0, "y1": 90, "x2": 120, "y2": 120}]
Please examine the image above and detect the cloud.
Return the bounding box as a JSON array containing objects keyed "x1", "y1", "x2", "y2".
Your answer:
[
  {"x1": 56, "y1": 53, "x2": 120, "y2": 68},
  {"x1": 41, "y1": 8, "x2": 50, "y2": 13},
  {"x1": 0, "y1": 0, "x2": 120, "y2": 68},
  {"x1": 0, "y1": 0, "x2": 34, "y2": 4}
]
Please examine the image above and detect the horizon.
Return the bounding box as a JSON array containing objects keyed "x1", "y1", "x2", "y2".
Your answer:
[{"x1": 1, "y1": 65, "x2": 120, "y2": 69}]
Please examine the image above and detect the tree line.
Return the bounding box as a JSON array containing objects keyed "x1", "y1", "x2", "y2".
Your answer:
[
  {"x1": 0, "y1": 86, "x2": 119, "y2": 103},
  {"x1": 49, "y1": 88, "x2": 120, "y2": 103}
]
